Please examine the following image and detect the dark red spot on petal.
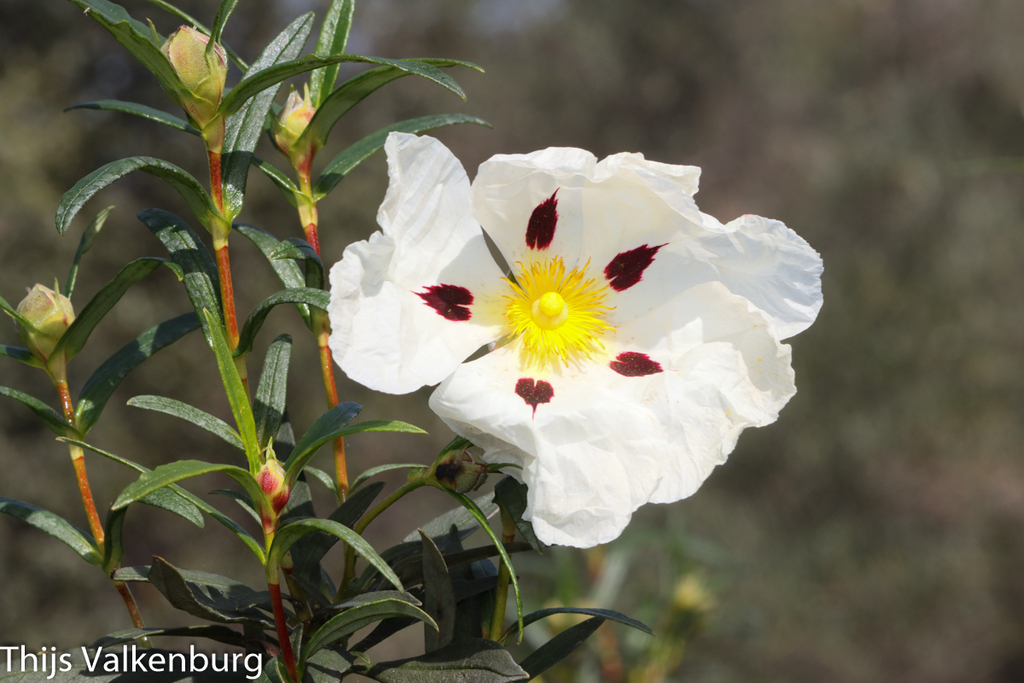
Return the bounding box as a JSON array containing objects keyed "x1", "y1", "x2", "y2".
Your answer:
[
  {"x1": 604, "y1": 243, "x2": 666, "y2": 291},
  {"x1": 526, "y1": 190, "x2": 559, "y2": 250},
  {"x1": 610, "y1": 352, "x2": 663, "y2": 377},
  {"x1": 416, "y1": 284, "x2": 473, "y2": 321},
  {"x1": 515, "y1": 378, "x2": 554, "y2": 415}
]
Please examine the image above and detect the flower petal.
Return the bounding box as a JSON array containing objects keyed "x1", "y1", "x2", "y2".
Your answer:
[
  {"x1": 328, "y1": 133, "x2": 506, "y2": 394},
  {"x1": 430, "y1": 282, "x2": 794, "y2": 547}
]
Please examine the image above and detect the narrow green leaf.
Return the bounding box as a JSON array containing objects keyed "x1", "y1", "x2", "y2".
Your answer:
[
  {"x1": 64, "y1": 0, "x2": 183, "y2": 99},
  {"x1": 290, "y1": 481, "x2": 384, "y2": 582},
  {"x1": 493, "y1": 478, "x2": 543, "y2": 553},
  {"x1": 406, "y1": 490, "x2": 499, "y2": 542},
  {"x1": 284, "y1": 401, "x2": 361, "y2": 475},
  {"x1": 65, "y1": 101, "x2": 198, "y2": 136},
  {"x1": 305, "y1": 647, "x2": 353, "y2": 683},
  {"x1": 102, "y1": 507, "x2": 127, "y2": 570},
  {"x1": 234, "y1": 287, "x2": 330, "y2": 356},
  {"x1": 53, "y1": 258, "x2": 182, "y2": 362},
  {"x1": 139, "y1": 209, "x2": 222, "y2": 346},
  {"x1": 76, "y1": 312, "x2": 201, "y2": 433},
  {"x1": 445, "y1": 491, "x2": 522, "y2": 638},
  {"x1": 201, "y1": 308, "x2": 259, "y2": 467},
  {"x1": 57, "y1": 156, "x2": 218, "y2": 236},
  {"x1": 303, "y1": 465, "x2": 337, "y2": 493},
  {"x1": 519, "y1": 617, "x2": 606, "y2": 680},
  {"x1": 305, "y1": 599, "x2": 435, "y2": 663},
  {"x1": 0, "y1": 497, "x2": 100, "y2": 565},
  {"x1": 65, "y1": 205, "x2": 115, "y2": 298},
  {"x1": 140, "y1": 487, "x2": 205, "y2": 528},
  {"x1": 66, "y1": 438, "x2": 265, "y2": 563},
  {"x1": 209, "y1": 0, "x2": 239, "y2": 47},
  {"x1": 419, "y1": 531, "x2": 456, "y2": 653},
  {"x1": 268, "y1": 238, "x2": 324, "y2": 289},
  {"x1": 254, "y1": 334, "x2": 291, "y2": 449},
  {"x1": 352, "y1": 463, "x2": 424, "y2": 491},
  {"x1": 234, "y1": 224, "x2": 310, "y2": 326},
  {"x1": 309, "y1": 0, "x2": 355, "y2": 106},
  {"x1": 315, "y1": 113, "x2": 490, "y2": 198},
  {"x1": 0, "y1": 386, "x2": 76, "y2": 438},
  {"x1": 141, "y1": 0, "x2": 247, "y2": 69},
  {"x1": 502, "y1": 608, "x2": 652, "y2": 644},
  {"x1": 221, "y1": 12, "x2": 313, "y2": 219},
  {"x1": 148, "y1": 556, "x2": 273, "y2": 625},
  {"x1": 220, "y1": 54, "x2": 464, "y2": 119},
  {"x1": 269, "y1": 518, "x2": 404, "y2": 592},
  {"x1": 0, "y1": 344, "x2": 42, "y2": 368},
  {"x1": 249, "y1": 156, "x2": 299, "y2": 207},
  {"x1": 210, "y1": 488, "x2": 261, "y2": 524},
  {"x1": 127, "y1": 395, "x2": 243, "y2": 450},
  {"x1": 111, "y1": 459, "x2": 257, "y2": 511},
  {"x1": 90, "y1": 624, "x2": 245, "y2": 648},
  {"x1": 361, "y1": 639, "x2": 527, "y2": 683}
]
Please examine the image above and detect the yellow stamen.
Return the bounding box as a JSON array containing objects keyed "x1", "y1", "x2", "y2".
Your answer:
[{"x1": 504, "y1": 257, "x2": 614, "y2": 367}]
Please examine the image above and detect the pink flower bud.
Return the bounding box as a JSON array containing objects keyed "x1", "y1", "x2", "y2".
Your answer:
[{"x1": 257, "y1": 457, "x2": 290, "y2": 517}]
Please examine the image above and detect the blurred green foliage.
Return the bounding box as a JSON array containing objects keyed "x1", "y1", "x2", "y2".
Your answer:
[{"x1": 3, "y1": 0, "x2": 1024, "y2": 681}]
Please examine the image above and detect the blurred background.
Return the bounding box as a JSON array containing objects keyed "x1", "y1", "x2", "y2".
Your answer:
[{"x1": 2, "y1": 0, "x2": 1024, "y2": 681}]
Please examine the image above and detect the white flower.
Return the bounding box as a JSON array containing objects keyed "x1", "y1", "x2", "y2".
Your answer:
[{"x1": 328, "y1": 132, "x2": 823, "y2": 548}]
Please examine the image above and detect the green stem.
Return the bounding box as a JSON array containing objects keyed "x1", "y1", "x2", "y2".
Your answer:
[{"x1": 489, "y1": 508, "x2": 517, "y2": 641}]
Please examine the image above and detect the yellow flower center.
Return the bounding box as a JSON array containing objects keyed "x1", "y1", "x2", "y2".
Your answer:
[{"x1": 504, "y1": 257, "x2": 613, "y2": 367}]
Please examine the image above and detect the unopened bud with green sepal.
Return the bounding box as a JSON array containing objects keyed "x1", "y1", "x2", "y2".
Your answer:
[
  {"x1": 432, "y1": 444, "x2": 489, "y2": 494},
  {"x1": 161, "y1": 26, "x2": 227, "y2": 149},
  {"x1": 15, "y1": 284, "x2": 74, "y2": 365},
  {"x1": 256, "y1": 453, "x2": 291, "y2": 531},
  {"x1": 273, "y1": 84, "x2": 318, "y2": 173}
]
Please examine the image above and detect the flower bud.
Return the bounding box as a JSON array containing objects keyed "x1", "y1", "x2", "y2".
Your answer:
[
  {"x1": 15, "y1": 284, "x2": 74, "y2": 364},
  {"x1": 273, "y1": 85, "x2": 316, "y2": 155},
  {"x1": 257, "y1": 457, "x2": 291, "y2": 517},
  {"x1": 433, "y1": 446, "x2": 489, "y2": 494},
  {"x1": 161, "y1": 26, "x2": 227, "y2": 131}
]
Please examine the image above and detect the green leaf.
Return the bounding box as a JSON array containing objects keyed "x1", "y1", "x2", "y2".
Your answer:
[
  {"x1": 0, "y1": 386, "x2": 76, "y2": 438},
  {"x1": 57, "y1": 157, "x2": 219, "y2": 236},
  {"x1": 221, "y1": 12, "x2": 313, "y2": 219},
  {"x1": 201, "y1": 308, "x2": 259, "y2": 467},
  {"x1": 444, "y1": 491, "x2": 522, "y2": 638},
  {"x1": 289, "y1": 420, "x2": 425, "y2": 486},
  {"x1": 234, "y1": 224, "x2": 310, "y2": 326},
  {"x1": 139, "y1": 487, "x2": 205, "y2": 528},
  {"x1": 139, "y1": 209, "x2": 222, "y2": 346},
  {"x1": 305, "y1": 598, "x2": 435, "y2": 665},
  {"x1": 76, "y1": 312, "x2": 201, "y2": 434},
  {"x1": 65, "y1": 101, "x2": 198, "y2": 136},
  {"x1": 254, "y1": 335, "x2": 291, "y2": 449},
  {"x1": 503, "y1": 608, "x2": 652, "y2": 643},
  {"x1": 352, "y1": 463, "x2": 424, "y2": 491},
  {"x1": 493, "y1": 478, "x2": 543, "y2": 553},
  {"x1": 209, "y1": 0, "x2": 239, "y2": 47},
  {"x1": 64, "y1": 205, "x2": 115, "y2": 298},
  {"x1": 361, "y1": 639, "x2": 527, "y2": 683},
  {"x1": 127, "y1": 395, "x2": 243, "y2": 450},
  {"x1": 0, "y1": 497, "x2": 100, "y2": 565},
  {"x1": 290, "y1": 481, "x2": 384, "y2": 582},
  {"x1": 234, "y1": 287, "x2": 330, "y2": 356},
  {"x1": 268, "y1": 238, "x2": 324, "y2": 289},
  {"x1": 309, "y1": 0, "x2": 355, "y2": 107},
  {"x1": 519, "y1": 617, "x2": 606, "y2": 680},
  {"x1": 314, "y1": 113, "x2": 489, "y2": 198},
  {"x1": 90, "y1": 624, "x2": 245, "y2": 648},
  {"x1": 63, "y1": 0, "x2": 182, "y2": 99},
  {"x1": 305, "y1": 647, "x2": 353, "y2": 683},
  {"x1": 53, "y1": 257, "x2": 183, "y2": 362},
  {"x1": 147, "y1": 556, "x2": 273, "y2": 626},
  {"x1": 406, "y1": 490, "x2": 499, "y2": 542},
  {"x1": 282, "y1": 402, "x2": 360, "y2": 474},
  {"x1": 301, "y1": 64, "x2": 468, "y2": 156},
  {"x1": 269, "y1": 518, "x2": 404, "y2": 593},
  {"x1": 0, "y1": 344, "x2": 42, "y2": 368},
  {"x1": 419, "y1": 531, "x2": 456, "y2": 653},
  {"x1": 111, "y1": 459, "x2": 258, "y2": 512},
  {"x1": 249, "y1": 156, "x2": 299, "y2": 207},
  {"x1": 303, "y1": 465, "x2": 337, "y2": 493},
  {"x1": 220, "y1": 54, "x2": 464, "y2": 119},
  {"x1": 66, "y1": 437, "x2": 266, "y2": 563},
  {"x1": 209, "y1": 489, "x2": 260, "y2": 524}
]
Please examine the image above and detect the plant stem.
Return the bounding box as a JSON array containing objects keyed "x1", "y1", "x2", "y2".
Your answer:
[
  {"x1": 337, "y1": 478, "x2": 428, "y2": 599},
  {"x1": 488, "y1": 508, "x2": 517, "y2": 641},
  {"x1": 295, "y1": 172, "x2": 347, "y2": 502},
  {"x1": 267, "y1": 577, "x2": 298, "y2": 681}
]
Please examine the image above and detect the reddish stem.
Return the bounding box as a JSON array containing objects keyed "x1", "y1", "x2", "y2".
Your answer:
[
  {"x1": 56, "y1": 380, "x2": 104, "y2": 548},
  {"x1": 115, "y1": 581, "x2": 145, "y2": 629},
  {"x1": 214, "y1": 243, "x2": 241, "y2": 352},
  {"x1": 268, "y1": 580, "x2": 298, "y2": 680},
  {"x1": 208, "y1": 149, "x2": 225, "y2": 214}
]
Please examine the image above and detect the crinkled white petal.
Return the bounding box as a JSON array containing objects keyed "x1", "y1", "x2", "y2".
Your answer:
[
  {"x1": 430, "y1": 282, "x2": 795, "y2": 547},
  {"x1": 328, "y1": 133, "x2": 505, "y2": 394}
]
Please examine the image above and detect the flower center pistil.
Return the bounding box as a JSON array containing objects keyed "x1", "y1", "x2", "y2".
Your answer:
[{"x1": 504, "y1": 257, "x2": 613, "y2": 367}]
